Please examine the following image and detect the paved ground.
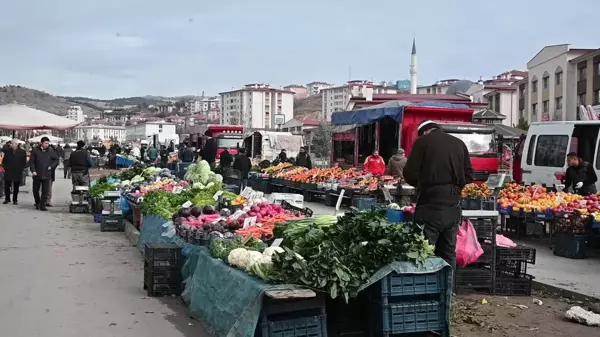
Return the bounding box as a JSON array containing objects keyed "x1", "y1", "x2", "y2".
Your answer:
[{"x1": 0, "y1": 172, "x2": 209, "y2": 337}]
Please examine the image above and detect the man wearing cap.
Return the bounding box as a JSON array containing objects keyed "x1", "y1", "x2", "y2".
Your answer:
[
  {"x1": 404, "y1": 120, "x2": 473, "y2": 275},
  {"x1": 385, "y1": 148, "x2": 407, "y2": 182}
]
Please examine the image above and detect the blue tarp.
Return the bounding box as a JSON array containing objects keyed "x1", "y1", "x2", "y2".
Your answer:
[{"x1": 331, "y1": 100, "x2": 472, "y2": 126}]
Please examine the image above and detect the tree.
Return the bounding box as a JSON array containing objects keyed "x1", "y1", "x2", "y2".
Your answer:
[
  {"x1": 309, "y1": 122, "x2": 332, "y2": 159},
  {"x1": 516, "y1": 117, "x2": 529, "y2": 131}
]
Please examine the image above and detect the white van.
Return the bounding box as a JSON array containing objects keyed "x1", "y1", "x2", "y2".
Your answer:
[{"x1": 521, "y1": 121, "x2": 600, "y2": 191}]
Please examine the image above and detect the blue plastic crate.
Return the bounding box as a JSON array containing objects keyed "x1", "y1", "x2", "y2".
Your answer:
[
  {"x1": 351, "y1": 197, "x2": 377, "y2": 211},
  {"x1": 377, "y1": 269, "x2": 449, "y2": 297},
  {"x1": 375, "y1": 300, "x2": 448, "y2": 335},
  {"x1": 261, "y1": 314, "x2": 327, "y2": 337}
]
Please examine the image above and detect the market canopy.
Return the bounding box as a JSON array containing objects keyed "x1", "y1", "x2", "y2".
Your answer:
[
  {"x1": 28, "y1": 134, "x2": 64, "y2": 143},
  {"x1": 0, "y1": 103, "x2": 81, "y2": 131},
  {"x1": 331, "y1": 101, "x2": 471, "y2": 126}
]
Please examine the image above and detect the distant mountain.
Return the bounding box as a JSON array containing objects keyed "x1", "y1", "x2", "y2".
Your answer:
[
  {"x1": 0, "y1": 85, "x2": 103, "y2": 116},
  {"x1": 294, "y1": 94, "x2": 322, "y2": 117}
]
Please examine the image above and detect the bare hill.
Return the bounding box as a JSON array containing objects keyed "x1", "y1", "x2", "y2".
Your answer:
[
  {"x1": 294, "y1": 94, "x2": 322, "y2": 117},
  {"x1": 0, "y1": 85, "x2": 103, "y2": 116}
]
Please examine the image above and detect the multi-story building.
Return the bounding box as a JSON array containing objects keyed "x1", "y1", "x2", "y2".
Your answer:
[
  {"x1": 73, "y1": 124, "x2": 127, "y2": 142},
  {"x1": 568, "y1": 48, "x2": 600, "y2": 112},
  {"x1": 219, "y1": 84, "x2": 294, "y2": 129},
  {"x1": 187, "y1": 100, "x2": 202, "y2": 114},
  {"x1": 306, "y1": 81, "x2": 333, "y2": 96},
  {"x1": 283, "y1": 85, "x2": 308, "y2": 99},
  {"x1": 320, "y1": 80, "x2": 402, "y2": 120},
  {"x1": 157, "y1": 103, "x2": 176, "y2": 115},
  {"x1": 417, "y1": 79, "x2": 461, "y2": 95},
  {"x1": 101, "y1": 109, "x2": 140, "y2": 123},
  {"x1": 200, "y1": 96, "x2": 219, "y2": 112},
  {"x1": 125, "y1": 121, "x2": 178, "y2": 143},
  {"x1": 517, "y1": 44, "x2": 594, "y2": 123},
  {"x1": 66, "y1": 105, "x2": 85, "y2": 123}
]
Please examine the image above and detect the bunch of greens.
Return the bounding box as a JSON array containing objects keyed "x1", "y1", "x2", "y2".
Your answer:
[
  {"x1": 271, "y1": 209, "x2": 434, "y2": 302},
  {"x1": 184, "y1": 160, "x2": 223, "y2": 185},
  {"x1": 142, "y1": 190, "x2": 188, "y2": 219},
  {"x1": 90, "y1": 182, "x2": 115, "y2": 198},
  {"x1": 118, "y1": 162, "x2": 147, "y2": 181},
  {"x1": 273, "y1": 216, "x2": 338, "y2": 247}
]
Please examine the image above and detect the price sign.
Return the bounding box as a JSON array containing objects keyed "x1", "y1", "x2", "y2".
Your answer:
[
  {"x1": 181, "y1": 201, "x2": 192, "y2": 208},
  {"x1": 335, "y1": 189, "x2": 345, "y2": 215},
  {"x1": 243, "y1": 216, "x2": 257, "y2": 229},
  {"x1": 271, "y1": 238, "x2": 283, "y2": 247},
  {"x1": 172, "y1": 186, "x2": 184, "y2": 194},
  {"x1": 240, "y1": 187, "x2": 253, "y2": 198},
  {"x1": 213, "y1": 190, "x2": 224, "y2": 201},
  {"x1": 242, "y1": 234, "x2": 254, "y2": 244}
]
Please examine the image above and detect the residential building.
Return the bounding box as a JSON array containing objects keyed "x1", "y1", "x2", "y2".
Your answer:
[
  {"x1": 518, "y1": 44, "x2": 594, "y2": 123},
  {"x1": 101, "y1": 109, "x2": 140, "y2": 123},
  {"x1": 345, "y1": 93, "x2": 488, "y2": 111},
  {"x1": 306, "y1": 81, "x2": 333, "y2": 96},
  {"x1": 219, "y1": 83, "x2": 294, "y2": 129},
  {"x1": 126, "y1": 121, "x2": 178, "y2": 143},
  {"x1": 417, "y1": 79, "x2": 461, "y2": 95},
  {"x1": 568, "y1": 48, "x2": 600, "y2": 113},
  {"x1": 187, "y1": 100, "x2": 202, "y2": 114},
  {"x1": 283, "y1": 85, "x2": 308, "y2": 99},
  {"x1": 157, "y1": 103, "x2": 176, "y2": 115},
  {"x1": 281, "y1": 112, "x2": 322, "y2": 135},
  {"x1": 66, "y1": 105, "x2": 85, "y2": 123},
  {"x1": 200, "y1": 96, "x2": 220, "y2": 112},
  {"x1": 321, "y1": 80, "x2": 403, "y2": 120},
  {"x1": 74, "y1": 123, "x2": 127, "y2": 142}
]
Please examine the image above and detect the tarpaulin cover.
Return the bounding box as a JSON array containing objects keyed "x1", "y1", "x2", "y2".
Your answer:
[
  {"x1": 0, "y1": 103, "x2": 81, "y2": 130},
  {"x1": 28, "y1": 134, "x2": 64, "y2": 143},
  {"x1": 331, "y1": 100, "x2": 472, "y2": 126}
]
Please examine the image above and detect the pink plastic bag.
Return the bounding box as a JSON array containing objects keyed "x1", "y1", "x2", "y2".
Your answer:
[
  {"x1": 456, "y1": 219, "x2": 484, "y2": 267},
  {"x1": 496, "y1": 234, "x2": 516, "y2": 248}
]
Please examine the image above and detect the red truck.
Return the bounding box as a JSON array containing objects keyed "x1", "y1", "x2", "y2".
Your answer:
[
  {"x1": 205, "y1": 125, "x2": 244, "y2": 158},
  {"x1": 331, "y1": 104, "x2": 499, "y2": 182}
]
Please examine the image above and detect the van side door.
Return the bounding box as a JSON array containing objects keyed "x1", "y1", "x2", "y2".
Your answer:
[{"x1": 522, "y1": 124, "x2": 573, "y2": 188}]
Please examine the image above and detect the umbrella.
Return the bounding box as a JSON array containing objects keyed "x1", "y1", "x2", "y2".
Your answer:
[
  {"x1": 0, "y1": 103, "x2": 81, "y2": 131},
  {"x1": 28, "y1": 134, "x2": 64, "y2": 143}
]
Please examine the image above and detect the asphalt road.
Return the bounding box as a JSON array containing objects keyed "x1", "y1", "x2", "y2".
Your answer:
[{"x1": 0, "y1": 173, "x2": 210, "y2": 337}]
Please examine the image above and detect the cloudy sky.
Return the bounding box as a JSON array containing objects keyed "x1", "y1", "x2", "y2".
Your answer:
[{"x1": 1, "y1": 0, "x2": 597, "y2": 98}]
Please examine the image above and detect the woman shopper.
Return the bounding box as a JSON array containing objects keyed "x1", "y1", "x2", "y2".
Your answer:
[
  {"x1": 63, "y1": 143, "x2": 72, "y2": 179},
  {"x1": 2, "y1": 140, "x2": 27, "y2": 205}
]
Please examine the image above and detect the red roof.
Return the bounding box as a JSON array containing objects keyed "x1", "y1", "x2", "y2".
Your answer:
[{"x1": 294, "y1": 111, "x2": 324, "y2": 126}]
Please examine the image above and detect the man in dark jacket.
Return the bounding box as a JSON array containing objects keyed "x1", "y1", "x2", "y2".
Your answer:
[
  {"x1": 565, "y1": 152, "x2": 597, "y2": 196},
  {"x1": 200, "y1": 132, "x2": 218, "y2": 168},
  {"x1": 63, "y1": 144, "x2": 73, "y2": 179},
  {"x1": 179, "y1": 143, "x2": 194, "y2": 163},
  {"x1": 69, "y1": 140, "x2": 93, "y2": 187},
  {"x1": 29, "y1": 137, "x2": 59, "y2": 211},
  {"x1": 295, "y1": 147, "x2": 312, "y2": 169},
  {"x1": 220, "y1": 149, "x2": 233, "y2": 169},
  {"x1": 3, "y1": 139, "x2": 27, "y2": 205},
  {"x1": 277, "y1": 149, "x2": 287, "y2": 162},
  {"x1": 233, "y1": 148, "x2": 252, "y2": 190},
  {"x1": 404, "y1": 120, "x2": 473, "y2": 275},
  {"x1": 385, "y1": 148, "x2": 407, "y2": 182}
]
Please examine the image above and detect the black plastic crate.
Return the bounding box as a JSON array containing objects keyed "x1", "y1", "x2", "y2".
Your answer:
[
  {"x1": 476, "y1": 243, "x2": 495, "y2": 264},
  {"x1": 69, "y1": 204, "x2": 90, "y2": 214},
  {"x1": 369, "y1": 300, "x2": 449, "y2": 336},
  {"x1": 455, "y1": 266, "x2": 493, "y2": 292},
  {"x1": 469, "y1": 218, "x2": 496, "y2": 240},
  {"x1": 554, "y1": 232, "x2": 588, "y2": 259},
  {"x1": 261, "y1": 293, "x2": 326, "y2": 318},
  {"x1": 496, "y1": 245, "x2": 536, "y2": 264},
  {"x1": 281, "y1": 200, "x2": 313, "y2": 217},
  {"x1": 143, "y1": 268, "x2": 181, "y2": 297},
  {"x1": 100, "y1": 215, "x2": 124, "y2": 232},
  {"x1": 494, "y1": 270, "x2": 533, "y2": 296},
  {"x1": 260, "y1": 314, "x2": 327, "y2": 337},
  {"x1": 145, "y1": 243, "x2": 182, "y2": 266},
  {"x1": 496, "y1": 259, "x2": 528, "y2": 276},
  {"x1": 371, "y1": 268, "x2": 450, "y2": 298}
]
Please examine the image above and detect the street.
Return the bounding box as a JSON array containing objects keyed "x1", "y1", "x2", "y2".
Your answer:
[{"x1": 0, "y1": 172, "x2": 209, "y2": 337}]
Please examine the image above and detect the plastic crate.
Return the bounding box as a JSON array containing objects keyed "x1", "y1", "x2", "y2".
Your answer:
[
  {"x1": 494, "y1": 270, "x2": 533, "y2": 296},
  {"x1": 496, "y1": 245, "x2": 536, "y2": 264},
  {"x1": 100, "y1": 215, "x2": 124, "y2": 232},
  {"x1": 261, "y1": 314, "x2": 327, "y2": 337},
  {"x1": 372, "y1": 269, "x2": 449, "y2": 298},
  {"x1": 144, "y1": 243, "x2": 182, "y2": 268},
  {"x1": 143, "y1": 268, "x2": 181, "y2": 297},
  {"x1": 496, "y1": 260, "x2": 528, "y2": 276},
  {"x1": 455, "y1": 266, "x2": 492, "y2": 291},
  {"x1": 371, "y1": 300, "x2": 448, "y2": 336},
  {"x1": 281, "y1": 200, "x2": 313, "y2": 217},
  {"x1": 553, "y1": 232, "x2": 588, "y2": 259},
  {"x1": 351, "y1": 197, "x2": 377, "y2": 211},
  {"x1": 469, "y1": 218, "x2": 496, "y2": 240},
  {"x1": 462, "y1": 198, "x2": 495, "y2": 211},
  {"x1": 69, "y1": 203, "x2": 89, "y2": 214},
  {"x1": 476, "y1": 243, "x2": 495, "y2": 264},
  {"x1": 270, "y1": 193, "x2": 304, "y2": 208}
]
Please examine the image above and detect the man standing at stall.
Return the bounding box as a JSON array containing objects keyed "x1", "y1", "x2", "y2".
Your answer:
[
  {"x1": 385, "y1": 148, "x2": 407, "y2": 182},
  {"x1": 565, "y1": 152, "x2": 597, "y2": 196},
  {"x1": 364, "y1": 150, "x2": 386, "y2": 176},
  {"x1": 403, "y1": 120, "x2": 473, "y2": 275},
  {"x1": 69, "y1": 140, "x2": 93, "y2": 187}
]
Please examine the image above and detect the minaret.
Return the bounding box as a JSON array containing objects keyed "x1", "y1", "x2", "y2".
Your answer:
[{"x1": 410, "y1": 37, "x2": 418, "y2": 94}]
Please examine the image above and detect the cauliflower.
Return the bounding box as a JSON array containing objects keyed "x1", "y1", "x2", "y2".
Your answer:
[
  {"x1": 228, "y1": 248, "x2": 250, "y2": 268},
  {"x1": 262, "y1": 246, "x2": 284, "y2": 258},
  {"x1": 246, "y1": 251, "x2": 263, "y2": 271},
  {"x1": 248, "y1": 255, "x2": 274, "y2": 280}
]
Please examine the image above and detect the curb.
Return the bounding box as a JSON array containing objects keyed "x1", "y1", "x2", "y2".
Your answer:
[
  {"x1": 124, "y1": 221, "x2": 140, "y2": 247},
  {"x1": 533, "y1": 280, "x2": 600, "y2": 302}
]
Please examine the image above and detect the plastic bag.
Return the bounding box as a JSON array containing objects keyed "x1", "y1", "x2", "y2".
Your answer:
[
  {"x1": 456, "y1": 219, "x2": 484, "y2": 267},
  {"x1": 496, "y1": 234, "x2": 516, "y2": 248}
]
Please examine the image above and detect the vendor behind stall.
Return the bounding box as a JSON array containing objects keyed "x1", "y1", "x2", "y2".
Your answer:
[
  {"x1": 364, "y1": 150, "x2": 385, "y2": 175},
  {"x1": 565, "y1": 152, "x2": 597, "y2": 196},
  {"x1": 385, "y1": 148, "x2": 407, "y2": 182}
]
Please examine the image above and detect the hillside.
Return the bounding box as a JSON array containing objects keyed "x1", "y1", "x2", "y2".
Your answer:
[
  {"x1": 62, "y1": 95, "x2": 203, "y2": 110},
  {"x1": 0, "y1": 85, "x2": 103, "y2": 116},
  {"x1": 294, "y1": 94, "x2": 322, "y2": 117}
]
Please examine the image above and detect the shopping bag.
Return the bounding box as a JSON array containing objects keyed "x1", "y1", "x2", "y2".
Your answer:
[{"x1": 456, "y1": 219, "x2": 484, "y2": 267}]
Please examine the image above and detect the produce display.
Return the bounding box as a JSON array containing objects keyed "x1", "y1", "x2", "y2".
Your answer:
[
  {"x1": 462, "y1": 183, "x2": 493, "y2": 198},
  {"x1": 264, "y1": 162, "x2": 292, "y2": 174},
  {"x1": 184, "y1": 160, "x2": 223, "y2": 186}
]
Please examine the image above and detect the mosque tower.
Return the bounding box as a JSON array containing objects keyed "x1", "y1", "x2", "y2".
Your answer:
[{"x1": 409, "y1": 37, "x2": 417, "y2": 94}]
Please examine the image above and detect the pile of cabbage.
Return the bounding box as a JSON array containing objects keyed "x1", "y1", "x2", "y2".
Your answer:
[
  {"x1": 185, "y1": 160, "x2": 223, "y2": 189},
  {"x1": 228, "y1": 246, "x2": 284, "y2": 280}
]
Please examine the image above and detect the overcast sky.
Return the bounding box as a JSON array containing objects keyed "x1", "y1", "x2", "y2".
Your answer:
[{"x1": 1, "y1": 0, "x2": 597, "y2": 99}]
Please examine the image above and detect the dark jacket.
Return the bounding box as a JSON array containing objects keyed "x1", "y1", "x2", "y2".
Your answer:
[
  {"x1": 296, "y1": 153, "x2": 312, "y2": 169},
  {"x1": 385, "y1": 154, "x2": 407, "y2": 181},
  {"x1": 565, "y1": 161, "x2": 597, "y2": 196},
  {"x1": 220, "y1": 150, "x2": 233, "y2": 169},
  {"x1": 278, "y1": 151, "x2": 287, "y2": 162},
  {"x1": 69, "y1": 149, "x2": 93, "y2": 173},
  {"x1": 29, "y1": 146, "x2": 59, "y2": 180},
  {"x1": 404, "y1": 130, "x2": 473, "y2": 207},
  {"x1": 233, "y1": 153, "x2": 252, "y2": 179},
  {"x1": 3, "y1": 147, "x2": 27, "y2": 182},
  {"x1": 63, "y1": 147, "x2": 72, "y2": 160},
  {"x1": 179, "y1": 148, "x2": 194, "y2": 163},
  {"x1": 200, "y1": 138, "x2": 218, "y2": 164}
]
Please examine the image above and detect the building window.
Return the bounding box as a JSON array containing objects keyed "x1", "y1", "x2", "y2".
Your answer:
[
  {"x1": 555, "y1": 72, "x2": 563, "y2": 85},
  {"x1": 531, "y1": 80, "x2": 538, "y2": 92},
  {"x1": 596, "y1": 62, "x2": 600, "y2": 76},
  {"x1": 542, "y1": 100, "x2": 549, "y2": 112},
  {"x1": 595, "y1": 90, "x2": 600, "y2": 105},
  {"x1": 555, "y1": 97, "x2": 563, "y2": 110},
  {"x1": 426, "y1": 88, "x2": 431, "y2": 94},
  {"x1": 542, "y1": 76, "x2": 549, "y2": 89},
  {"x1": 578, "y1": 67, "x2": 587, "y2": 81},
  {"x1": 532, "y1": 103, "x2": 538, "y2": 115},
  {"x1": 578, "y1": 93, "x2": 587, "y2": 105},
  {"x1": 519, "y1": 85, "x2": 525, "y2": 97}
]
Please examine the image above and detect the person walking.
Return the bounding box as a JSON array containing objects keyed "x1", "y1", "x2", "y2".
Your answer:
[
  {"x1": 385, "y1": 149, "x2": 407, "y2": 182},
  {"x1": 403, "y1": 120, "x2": 473, "y2": 276},
  {"x1": 69, "y1": 141, "x2": 93, "y2": 187},
  {"x1": 2, "y1": 140, "x2": 27, "y2": 204},
  {"x1": 29, "y1": 137, "x2": 59, "y2": 211},
  {"x1": 363, "y1": 150, "x2": 386, "y2": 175},
  {"x1": 233, "y1": 148, "x2": 252, "y2": 191},
  {"x1": 565, "y1": 152, "x2": 598, "y2": 196},
  {"x1": 63, "y1": 143, "x2": 72, "y2": 179}
]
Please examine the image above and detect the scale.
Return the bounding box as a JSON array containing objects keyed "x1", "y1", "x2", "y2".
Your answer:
[
  {"x1": 462, "y1": 173, "x2": 505, "y2": 218},
  {"x1": 69, "y1": 186, "x2": 90, "y2": 213},
  {"x1": 102, "y1": 191, "x2": 122, "y2": 216}
]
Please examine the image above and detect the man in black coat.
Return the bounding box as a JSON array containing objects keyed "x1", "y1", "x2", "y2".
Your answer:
[
  {"x1": 233, "y1": 148, "x2": 252, "y2": 190},
  {"x1": 3, "y1": 140, "x2": 27, "y2": 205},
  {"x1": 295, "y1": 147, "x2": 312, "y2": 169},
  {"x1": 199, "y1": 132, "x2": 218, "y2": 169},
  {"x1": 404, "y1": 120, "x2": 473, "y2": 276},
  {"x1": 565, "y1": 152, "x2": 598, "y2": 196},
  {"x1": 69, "y1": 141, "x2": 93, "y2": 187},
  {"x1": 29, "y1": 137, "x2": 59, "y2": 211},
  {"x1": 220, "y1": 149, "x2": 233, "y2": 170}
]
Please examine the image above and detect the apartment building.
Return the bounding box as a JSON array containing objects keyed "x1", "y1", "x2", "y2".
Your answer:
[
  {"x1": 417, "y1": 79, "x2": 461, "y2": 95},
  {"x1": 125, "y1": 121, "x2": 177, "y2": 143},
  {"x1": 306, "y1": 81, "x2": 333, "y2": 96},
  {"x1": 517, "y1": 44, "x2": 594, "y2": 123},
  {"x1": 74, "y1": 124, "x2": 127, "y2": 142},
  {"x1": 569, "y1": 49, "x2": 600, "y2": 111},
  {"x1": 320, "y1": 80, "x2": 401, "y2": 120},
  {"x1": 66, "y1": 105, "x2": 85, "y2": 123},
  {"x1": 219, "y1": 84, "x2": 294, "y2": 129},
  {"x1": 200, "y1": 96, "x2": 220, "y2": 112}
]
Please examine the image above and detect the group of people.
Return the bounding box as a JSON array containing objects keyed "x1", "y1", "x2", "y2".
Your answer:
[
  {"x1": 0, "y1": 137, "x2": 93, "y2": 211},
  {"x1": 362, "y1": 149, "x2": 408, "y2": 181}
]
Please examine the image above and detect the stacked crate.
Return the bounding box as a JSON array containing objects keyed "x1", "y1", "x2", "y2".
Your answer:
[
  {"x1": 495, "y1": 245, "x2": 536, "y2": 296},
  {"x1": 455, "y1": 213, "x2": 498, "y2": 294},
  {"x1": 367, "y1": 268, "x2": 452, "y2": 337},
  {"x1": 258, "y1": 291, "x2": 327, "y2": 337},
  {"x1": 143, "y1": 243, "x2": 182, "y2": 297}
]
